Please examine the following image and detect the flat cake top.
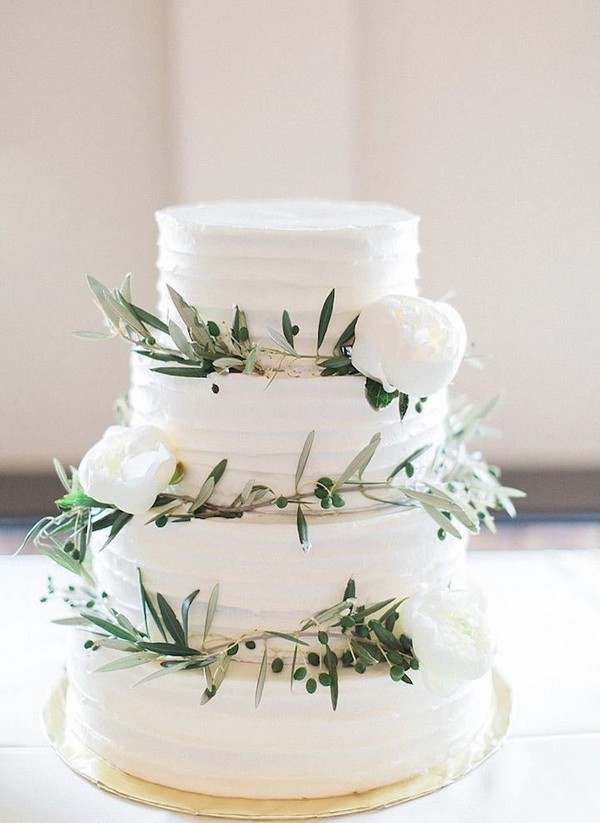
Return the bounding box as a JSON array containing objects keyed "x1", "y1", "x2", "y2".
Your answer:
[
  {"x1": 155, "y1": 199, "x2": 420, "y2": 263},
  {"x1": 156, "y1": 199, "x2": 418, "y2": 233}
]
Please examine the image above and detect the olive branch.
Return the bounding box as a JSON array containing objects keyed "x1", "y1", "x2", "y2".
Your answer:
[
  {"x1": 47, "y1": 573, "x2": 418, "y2": 712},
  {"x1": 79, "y1": 276, "x2": 426, "y2": 415},
  {"x1": 18, "y1": 394, "x2": 525, "y2": 569}
]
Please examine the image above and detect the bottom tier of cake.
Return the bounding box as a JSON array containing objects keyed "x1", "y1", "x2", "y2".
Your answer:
[{"x1": 66, "y1": 638, "x2": 496, "y2": 801}]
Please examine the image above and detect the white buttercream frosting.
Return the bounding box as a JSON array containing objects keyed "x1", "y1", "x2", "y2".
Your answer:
[
  {"x1": 64, "y1": 200, "x2": 496, "y2": 801},
  {"x1": 155, "y1": 200, "x2": 420, "y2": 353},
  {"x1": 67, "y1": 641, "x2": 493, "y2": 799},
  {"x1": 91, "y1": 506, "x2": 468, "y2": 650},
  {"x1": 128, "y1": 356, "x2": 448, "y2": 508}
]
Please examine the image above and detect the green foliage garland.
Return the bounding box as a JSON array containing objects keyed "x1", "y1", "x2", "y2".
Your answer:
[{"x1": 46, "y1": 573, "x2": 418, "y2": 712}]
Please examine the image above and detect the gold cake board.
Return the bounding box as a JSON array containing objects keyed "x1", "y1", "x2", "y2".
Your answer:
[{"x1": 43, "y1": 673, "x2": 511, "y2": 819}]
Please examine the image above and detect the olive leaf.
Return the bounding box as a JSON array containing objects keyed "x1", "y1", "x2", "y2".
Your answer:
[
  {"x1": 189, "y1": 459, "x2": 228, "y2": 513},
  {"x1": 137, "y1": 569, "x2": 166, "y2": 640},
  {"x1": 267, "y1": 328, "x2": 297, "y2": 356},
  {"x1": 152, "y1": 366, "x2": 208, "y2": 378},
  {"x1": 134, "y1": 661, "x2": 191, "y2": 686},
  {"x1": 126, "y1": 303, "x2": 169, "y2": 334},
  {"x1": 96, "y1": 652, "x2": 157, "y2": 673},
  {"x1": 182, "y1": 589, "x2": 200, "y2": 645},
  {"x1": 157, "y1": 593, "x2": 186, "y2": 646},
  {"x1": 282, "y1": 310, "x2": 294, "y2": 347},
  {"x1": 81, "y1": 612, "x2": 139, "y2": 643},
  {"x1": 100, "y1": 512, "x2": 133, "y2": 551},
  {"x1": 387, "y1": 444, "x2": 432, "y2": 481},
  {"x1": 232, "y1": 306, "x2": 249, "y2": 344},
  {"x1": 167, "y1": 285, "x2": 199, "y2": 335},
  {"x1": 189, "y1": 477, "x2": 215, "y2": 513},
  {"x1": 265, "y1": 631, "x2": 309, "y2": 647},
  {"x1": 296, "y1": 506, "x2": 311, "y2": 553},
  {"x1": 317, "y1": 288, "x2": 335, "y2": 350},
  {"x1": 421, "y1": 505, "x2": 462, "y2": 539},
  {"x1": 333, "y1": 315, "x2": 358, "y2": 352},
  {"x1": 324, "y1": 646, "x2": 339, "y2": 710},
  {"x1": 204, "y1": 583, "x2": 220, "y2": 642},
  {"x1": 343, "y1": 578, "x2": 356, "y2": 601},
  {"x1": 255, "y1": 645, "x2": 268, "y2": 708},
  {"x1": 294, "y1": 430, "x2": 315, "y2": 491},
  {"x1": 332, "y1": 432, "x2": 381, "y2": 491},
  {"x1": 168, "y1": 320, "x2": 196, "y2": 360},
  {"x1": 398, "y1": 392, "x2": 410, "y2": 421}
]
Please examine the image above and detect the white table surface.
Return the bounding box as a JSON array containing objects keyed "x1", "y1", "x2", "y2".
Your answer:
[{"x1": 1, "y1": 550, "x2": 599, "y2": 823}]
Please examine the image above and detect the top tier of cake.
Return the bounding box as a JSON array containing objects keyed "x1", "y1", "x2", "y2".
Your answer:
[
  {"x1": 126, "y1": 200, "x2": 439, "y2": 506},
  {"x1": 155, "y1": 200, "x2": 420, "y2": 352}
]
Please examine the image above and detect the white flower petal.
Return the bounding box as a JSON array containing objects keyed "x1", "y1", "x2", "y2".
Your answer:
[
  {"x1": 400, "y1": 587, "x2": 494, "y2": 694},
  {"x1": 77, "y1": 426, "x2": 177, "y2": 514},
  {"x1": 351, "y1": 295, "x2": 467, "y2": 397}
]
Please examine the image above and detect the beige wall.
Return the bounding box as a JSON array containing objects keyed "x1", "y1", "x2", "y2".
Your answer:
[
  {"x1": 169, "y1": 1, "x2": 359, "y2": 201},
  {"x1": 1, "y1": 1, "x2": 169, "y2": 469},
  {"x1": 359, "y1": 1, "x2": 600, "y2": 468},
  {"x1": 1, "y1": 1, "x2": 599, "y2": 472}
]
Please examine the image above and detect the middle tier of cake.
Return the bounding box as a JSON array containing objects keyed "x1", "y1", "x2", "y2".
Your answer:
[
  {"x1": 128, "y1": 357, "x2": 448, "y2": 509},
  {"x1": 92, "y1": 505, "x2": 468, "y2": 654}
]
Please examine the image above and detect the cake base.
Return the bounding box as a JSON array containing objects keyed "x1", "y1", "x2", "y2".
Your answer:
[{"x1": 42, "y1": 672, "x2": 511, "y2": 819}]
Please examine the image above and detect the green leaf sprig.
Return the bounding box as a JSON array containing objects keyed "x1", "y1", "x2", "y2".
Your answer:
[
  {"x1": 22, "y1": 396, "x2": 525, "y2": 569},
  {"x1": 144, "y1": 403, "x2": 524, "y2": 549},
  {"x1": 48, "y1": 574, "x2": 419, "y2": 712},
  {"x1": 82, "y1": 277, "x2": 434, "y2": 419},
  {"x1": 18, "y1": 461, "x2": 132, "y2": 584},
  {"x1": 82, "y1": 277, "x2": 363, "y2": 382}
]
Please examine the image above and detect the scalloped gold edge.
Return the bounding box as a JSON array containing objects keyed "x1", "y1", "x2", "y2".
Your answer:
[{"x1": 42, "y1": 671, "x2": 511, "y2": 819}]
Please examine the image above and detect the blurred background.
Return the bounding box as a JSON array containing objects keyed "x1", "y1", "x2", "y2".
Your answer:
[{"x1": 1, "y1": 0, "x2": 599, "y2": 519}]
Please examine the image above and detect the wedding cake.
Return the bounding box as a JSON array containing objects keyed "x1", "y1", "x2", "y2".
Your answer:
[{"x1": 35, "y1": 201, "x2": 519, "y2": 808}]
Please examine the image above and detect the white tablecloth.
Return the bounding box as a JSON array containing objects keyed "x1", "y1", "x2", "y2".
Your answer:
[{"x1": 1, "y1": 550, "x2": 599, "y2": 823}]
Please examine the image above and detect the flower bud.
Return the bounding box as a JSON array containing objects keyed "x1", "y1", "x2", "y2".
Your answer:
[
  {"x1": 351, "y1": 295, "x2": 467, "y2": 396},
  {"x1": 400, "y1": 587, "x2": 494, "y2": 695},
  {"x1": 78, "y1": 425, "x2": 177, "y2": 514}
]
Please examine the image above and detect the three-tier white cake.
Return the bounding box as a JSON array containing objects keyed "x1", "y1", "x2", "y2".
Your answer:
[{"x1": 42, "y1": 201, "x2": 513, "y2": 806}]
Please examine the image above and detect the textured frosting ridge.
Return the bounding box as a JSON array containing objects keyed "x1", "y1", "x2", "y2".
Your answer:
[
  {"x1": 67, "y1": 641, "x2": 493, "y2": 799},
  {"x1": 91, "y1": 507, "x2": 468, "y2": 649},
  {"x1": 155, "y1": 200, "x2": 420, "y2": 353},
  {"x1": 128, "y1": 356, "x2": 448, "y2": 507}
]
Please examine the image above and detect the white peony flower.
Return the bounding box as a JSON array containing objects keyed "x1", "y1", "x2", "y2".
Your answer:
[
  {"x1": 78, "y1": 426, "x2": 177, "y2": 514},
  {"x1": 351, "y1": 295, "x2": 467, "y2": 396},
  {"x1": 400, "y1": 587, "x2": 494, "y2": 695}
]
